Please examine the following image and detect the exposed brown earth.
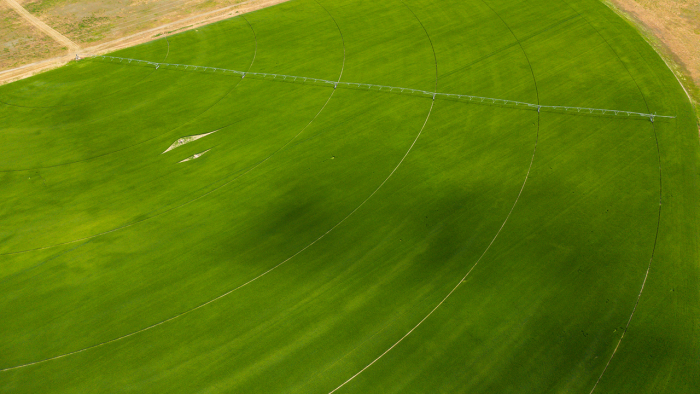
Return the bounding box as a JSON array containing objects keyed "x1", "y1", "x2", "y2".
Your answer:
[
  {"x1": 21, "y1": 0, "x2": 267, "y2": 45},
  {"x1": 6, "y1": 0, "x2": 80, "y2": 51},
  {"x1": 0, "y1": 1, "x2": 67, "y2": 70},
  {"x1": 605, "y1": 0, "x2": 700, "y2": 118},
  {"x1": 0, "y1": 0, "x2": 289, "y2": 85}
]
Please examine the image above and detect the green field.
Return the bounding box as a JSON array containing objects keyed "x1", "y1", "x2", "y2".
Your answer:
[{"x1": 1, "y1": 0, "x2": 698, "y2": 392}]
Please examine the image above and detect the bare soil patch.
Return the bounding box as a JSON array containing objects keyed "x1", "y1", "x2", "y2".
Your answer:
[
  {"x1": 605, "y1": 0, "x2": 700, "y2": 121},
  {"x1": 0, "y1": 1, "x2": 66, "y2": 70},
  {"x1": 21, "y1": 0, "x2": 271, "y2": 45}
]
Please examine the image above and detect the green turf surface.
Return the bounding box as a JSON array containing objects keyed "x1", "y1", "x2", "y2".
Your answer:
[{"x1": 0, "y1": 0, "x2": 698, "y2": 392}]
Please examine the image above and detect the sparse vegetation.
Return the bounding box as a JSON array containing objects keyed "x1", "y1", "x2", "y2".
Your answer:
[
  {"x1": 23, "y1": 0, "x2": 250, "y2": 45},
  {"x1": 24, "y1": 0, "x2": 74, "y2": 15},
  {"x1": 0, "y1": 2, "x2": 66, "y2": 70}
]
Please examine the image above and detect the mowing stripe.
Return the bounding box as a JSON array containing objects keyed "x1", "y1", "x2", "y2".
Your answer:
[
  {"x1": 0, "y1": 239, "x2": 94, "y2": 285},
  {"x1": 438, "y1": 13, "x2": 581, "y2": 81}
]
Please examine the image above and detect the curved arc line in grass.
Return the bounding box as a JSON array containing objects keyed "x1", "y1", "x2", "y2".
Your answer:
[
  {"x1": 0, "y1": 17, "x2": 257, "y2": 174},
  {"x1": 479, "y1": 0, "x2": 540, "y2": 105},
  {"x1": 437, "y1": 13, "x2": 581, "y2": 82},
  {"x1": 327, "y1": 3, "x2": 540, "y2": 391},
  {"x1": 564, "y1": 4, "x2": 663, "y2": 392},
  {"x1": 588, "y1": 134, "x2": 661, "y2": 394},
  {"x1": 399, "y1": 0, "x2": 438, "y2": 93}
]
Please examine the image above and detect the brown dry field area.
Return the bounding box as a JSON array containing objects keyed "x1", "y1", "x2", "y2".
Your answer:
[
  {"x1": 19, "y1": 0, "x2": 260, "y2": 45},
  {"x1": 606, "y1": 0, "x2": 699, "y2": 115},
  {"x1": 0, "y1": 1, "x2": 66, "y2": 70}
]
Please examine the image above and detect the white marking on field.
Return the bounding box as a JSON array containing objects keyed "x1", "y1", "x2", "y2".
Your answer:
[
  {"x1": 178, "y1": 149, "x2": 211, "y2": 163},
  {"x1": 163, "y1": 130, "x2": 218, "y2": 154}
]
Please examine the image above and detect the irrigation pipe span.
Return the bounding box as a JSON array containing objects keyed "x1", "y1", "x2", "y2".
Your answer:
[{"x1": 91, "y1": 55, "x2": 673, "y2": 120}]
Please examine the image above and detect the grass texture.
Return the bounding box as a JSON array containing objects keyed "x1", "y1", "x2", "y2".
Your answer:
[{"x1": 0, "y1": 0, "x2": 698, "y2": 392}]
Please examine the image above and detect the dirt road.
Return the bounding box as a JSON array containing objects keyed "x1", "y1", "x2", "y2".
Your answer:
[{"x1": 4, "y1": 0, "x2": 80, "y2": 53}]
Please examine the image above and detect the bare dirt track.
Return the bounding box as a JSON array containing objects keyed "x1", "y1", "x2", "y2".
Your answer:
[{"x1": 0, "y1": 0, "x2": 289, "y2": 85}]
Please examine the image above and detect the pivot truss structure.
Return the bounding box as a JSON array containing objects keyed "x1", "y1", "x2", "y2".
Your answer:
[{"x1": 92, "y1": 55, "x2": 674, "y2": 121}]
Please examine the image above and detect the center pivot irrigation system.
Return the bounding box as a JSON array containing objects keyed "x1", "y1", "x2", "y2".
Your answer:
[{"x1": 91, "y1": 55, "x2": 674, "y2": 121}]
